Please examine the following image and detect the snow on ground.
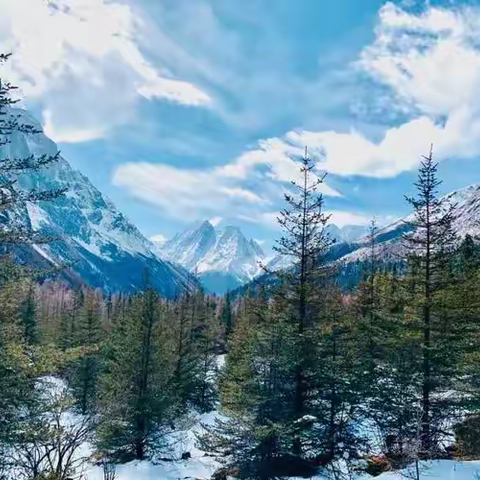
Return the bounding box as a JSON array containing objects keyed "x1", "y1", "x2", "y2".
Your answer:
[
  {"x1": 84, "y1": 410, "x2": 223, "y2": 480},
  {"x1": 364, "y1": 460, "x2": 480, "y2": 480},
  {"x1": 39, "y1": 376, "x2": 480, "y2": 480},
  {"x1": 83, "y1": 458, "x2": 480, "y2": 480}
]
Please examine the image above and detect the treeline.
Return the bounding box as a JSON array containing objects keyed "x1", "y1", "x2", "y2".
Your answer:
[
  {"x1": 0, "y1": 272, "x2": 233, "y2": 478},
  {"x1": 200, "y1": 149, "x2": 480, "y2": 479}
]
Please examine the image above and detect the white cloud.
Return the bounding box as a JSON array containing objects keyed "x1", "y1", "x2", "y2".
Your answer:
[
  {"x1": 112, "y1": 161, "x2": 271, "y2": 222},
  {"x1": 359, "y1": 2, "x2": 480, "y2": 118},
  {"x1": 236, "y1": 3, "x2": 480, "y2": 179},
  {"x1": 112, "y1": 134, "x2": 344, "y2": 222},
  {"x1": 326, "y1": 210, "x2": 371, "y2": 228},
  {"x1": 219, "y1": 137, "x2": 340, "y2": 196},
  {"x1": 42, "y1": 109, "x2": 105, "y2": 143},
  {"x1": 0, "y1": 0, "x2": 210, "y2": 143}
]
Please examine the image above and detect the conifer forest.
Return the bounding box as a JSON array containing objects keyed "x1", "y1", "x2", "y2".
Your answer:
[{"x1": 3, "y1": 2, "x2": 480, "y2": 479}]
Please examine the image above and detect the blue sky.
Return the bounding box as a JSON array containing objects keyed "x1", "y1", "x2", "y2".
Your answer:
[{"x1": 2, "y1": 0, "x2": 480, "y2": 252}]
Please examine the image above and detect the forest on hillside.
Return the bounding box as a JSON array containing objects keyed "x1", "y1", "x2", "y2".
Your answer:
[{"x1": 3, "y1": 52, "x2": 480, "y2": 480}]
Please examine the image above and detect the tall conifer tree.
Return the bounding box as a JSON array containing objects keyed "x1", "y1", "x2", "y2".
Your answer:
[{"x1": 403, "y1": 146, "x2": 457, "y2": 450}]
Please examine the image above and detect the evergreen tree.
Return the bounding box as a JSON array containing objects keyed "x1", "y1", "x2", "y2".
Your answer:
[
  {"x1": 190, "y1": 291, "x2": 221, "y2": 412},
  {"x1": 221, "y1": 292, "x2": 233, "y2": 337},
  {"x1": 202, "y1": 149, "x2": 365, "y2": 478},
  {"x1": 201, "y1": 285, "x2": 299, "y2": 479},
  {"x1": 402, "y1": 146, "x2": 457, "y2": 450},
  {"x1": 96, "y1": 282, "x2": 176, "y2": 461},
  {"x1": 59, "y1": 288, "x2": 84, "y2": 351},
  {"x1": 20, "y1": 280, "x2": 37, "y2": 345},
  {"x1": 171, "y1": 290, "x2": 198, "y2": 410},
  {"x1": 273, "y1": 147, "x2": 334, "y2": 456},
  {"x1": 69, "y1": 289, "x2": 102, "y2": 415}
]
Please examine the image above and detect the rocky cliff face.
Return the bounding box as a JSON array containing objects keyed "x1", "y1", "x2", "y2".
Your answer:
[{"x1": 0, "y1": 109, "x2": 191, "y2": 297}]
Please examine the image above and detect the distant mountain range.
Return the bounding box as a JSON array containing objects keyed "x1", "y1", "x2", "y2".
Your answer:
[
  {"x1": 0, "y1": 109, "x2": 192, "y2": 298},
  {"x1": 156, "y1": 221, "x2": 372, "y2": 294},
  {"x1": 331, "y1": 184, "x2": 480, "y2": 287},
  {"x1": 156, "y1": 220, "x2": 266, "y2": 294},
  {"x1": 258, "y1": 184, "x2": 480, "y2": 290},
  {"x1": 5, "y1": 110, "x2": 480, "y2": 298}
]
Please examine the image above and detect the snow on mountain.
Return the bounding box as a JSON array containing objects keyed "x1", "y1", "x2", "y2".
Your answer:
[
  {"x1": 257, "y1": 184, "x2": 480, "y2": 291},
  {"x1": 336, "y1": 183, "x2": 480, "y2": 267},
  {"x1": 159, "y1": 221, "x2": 265, "y2": 294},
  {"x1": 160, "y1": 220, "x2": 216, "y2": 270},
  {"x1": 0, "y1": 109, "x2": 191, "y2": 297}
]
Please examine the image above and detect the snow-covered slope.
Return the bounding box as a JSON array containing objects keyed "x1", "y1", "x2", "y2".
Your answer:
[
  {"x1": 340, "y1": 183, "x2": 480, "y2": 266},
  {"x1": 84, "y1": 458, "x2": 480, "y2": 480},
  {"x1": 254, "y1": 184, "x2": 480, "y2": 291},
  {"x1": 0, "y1": 109, "x2": 191, "y2": 297},
  {"x1": 159, "y1": 221, "x2": 265, "y2": 294},
  {"x1": 160, "y1": 220, "x2": 216, "y2": 270}
]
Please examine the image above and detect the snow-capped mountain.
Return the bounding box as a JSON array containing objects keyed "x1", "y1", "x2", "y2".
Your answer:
[
  {"x1": 158, "y1": 221, "x2": 265, "y2": 294},
  {"x1": 318, "y1": 183, "x2": 480, "y2": 288},
  {"x1": 339, "y1": 183, "x2": 480, "y2": 266},
  {"x1": 254, "y1": 184, "x2": 480, "y2": 291},
  {"x1": 0, "y1": 109, "x2": 192, "y2": 297}
]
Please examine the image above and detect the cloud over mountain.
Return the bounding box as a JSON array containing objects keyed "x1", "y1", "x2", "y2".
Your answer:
[{"x1": 0, "y1": 0, "x2": 210, "y2": 143}]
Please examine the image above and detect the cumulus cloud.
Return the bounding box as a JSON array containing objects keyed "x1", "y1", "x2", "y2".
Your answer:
[
  {"x1": 112, "y1": 161, "x2": 271, "y2": 222},
  {"x1": 237, "y1": 2, "x2": 480, "y2": 178},
  {"x1": 0, "y1": 0, "x2": 210, "y2": 143},
  {"x1": 112, "y1": 141, "x2": 341, "y2": 223}
]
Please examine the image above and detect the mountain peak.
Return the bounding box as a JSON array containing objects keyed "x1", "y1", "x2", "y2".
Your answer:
[
  {"x1": 161, "y1": 220, "x2": 216, "y2": 270},
  {"x1": 161, "y1": 221, "x2": 266, "y2": 293},
  {"x1": 200, "y1": 219, "x2": 214, "y2": 229}
]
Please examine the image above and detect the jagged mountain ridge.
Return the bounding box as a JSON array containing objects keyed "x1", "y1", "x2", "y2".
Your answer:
[
  {"x1": 242, "y1": 184, "x2": 480, "y2": 293},
  {"x1": 159, "y1": 221, "x2": 265, "y2": 294},
  {"x1": 0, "y1": 109, "x2": 192, "y2": 297},
  {"x1": 339, "y1": 183, "x2": 480, "y2": 266}
]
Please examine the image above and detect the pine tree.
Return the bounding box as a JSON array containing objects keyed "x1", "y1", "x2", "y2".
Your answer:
[
  {"x1": 171, "y1": 290, "x2": 198, "y2": 410},
  {"x1": 402, "y1": 146, "x2": 457, "y2": 451},
  {"x1": 20, "y1": 280, "x2": 37, "y2": 345},
  {"x1": 201, "y1": 285, "x2": 300, "y2": 478},
  {"x1": 273, "y1": 147, "x2": 334, "y2": 456},
  {"x1": 201, "y1": 149, "x2": 365, "y2": 478},
  {"x1": 190, "y1": 291, "x2": 221, "y2": 412},
  {"x1": 221, "y1": 292, "x2": 233, "y2": 337},
  {"x1": 69, "y1": 289, "x2": 103, "y2": 415},
  {"x1": 59, "y1": 288, "x2": 84, "y2": 351},
  {"x1": 96, "y1": 282, "x2": 176, "y2": 461}
]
